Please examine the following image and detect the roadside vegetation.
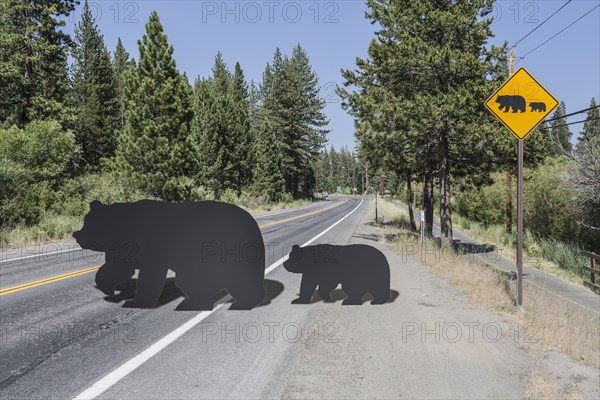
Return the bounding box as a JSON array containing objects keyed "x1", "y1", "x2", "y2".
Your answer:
[
  {"x1": 376, "y1": 199, "x2": 600, "y2": 372},
  {"x1": 339, "y1": 0, "x2": 600, "y2": 264},
  {"x1": 0, "y1": 1, "x2": 325, "y2": 247}
]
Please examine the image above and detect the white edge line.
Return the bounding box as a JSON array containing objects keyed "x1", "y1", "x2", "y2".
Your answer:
[
  {"x1": 0, "y1": 246, "x2": 84, "y2": 264},
  {"x1": 73, "y1": 197, "x2": 364, "y2": 400}
]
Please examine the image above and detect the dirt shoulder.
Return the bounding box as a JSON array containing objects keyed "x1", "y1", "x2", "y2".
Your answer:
[{"x1": 321, "y1": 200, "x2": 600, "y2": 399}]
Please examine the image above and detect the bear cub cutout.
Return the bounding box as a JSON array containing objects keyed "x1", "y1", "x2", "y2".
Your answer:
[
  {"x1": 73, "y1": 200, "x2": 266, "y2": 311},
  {"x1": 283, "y1": 244, "x2": 391, "y2": 305}
]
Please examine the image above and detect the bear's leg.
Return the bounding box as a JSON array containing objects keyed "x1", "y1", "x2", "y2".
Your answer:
[
  {"x1": 228, "y1": 283, "x2": 265, "y2": 310},
  {"x1": 124, "y1": 267, "x2": 168, "y2": 308},
  {"x1": 175, "y1": 270, "x2": 216, "y2": 311},
  {"x1": 176, "y1": 295, "x2": 215, "y2": 311},
  {"x1": 95, "y1": 261, "x2": 135, "y2": 296},
  {"x1": 292, "y1": 274, "x2": 318, "y2": 304}
]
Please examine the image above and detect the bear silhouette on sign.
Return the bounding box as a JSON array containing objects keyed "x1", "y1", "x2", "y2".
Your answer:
[
  {"x1": 283, "y1": 244, "x2": 391, "y2": 305},
  {"x1": 529, "y1": 102, "x2": 546, "y2": 112},
  {"x1": 73, "y1": 200, "x2": 266, "y2": 310},
  {"x1": 495, "y1": 95, "x2": 526, "y2": 113}
]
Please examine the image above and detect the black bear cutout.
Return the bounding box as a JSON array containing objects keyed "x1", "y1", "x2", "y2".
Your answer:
[
  {"x1": 73, "y1": 200, "x2": 266, "y2": 310},
  {"x1": 283, "y1": 244, "x2": 391, "y2": 305},
  {"x1": 495, "y1": 95, "x2": 526, "y2": 113},
  {"x1": 529, "y1": 102, "x2": 546, "y2": 112}
]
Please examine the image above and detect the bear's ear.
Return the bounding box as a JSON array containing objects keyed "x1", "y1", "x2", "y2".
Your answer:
[
  {"x1": 292, "y1": 244, "x2": 300, "y2": 252},
  {"x1": 90, "y1": 200, "x2": 103, "y2": 210}
]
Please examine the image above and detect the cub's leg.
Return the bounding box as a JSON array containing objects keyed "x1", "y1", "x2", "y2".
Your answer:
[
  {"x1": 292, "y1": 274, "x2": 318, "y2": 304},
  {"x1": 124, "y1": 265, "x2": 168, "y2": 308},
  {"x1": 371, "y1": 290, "x2": 391, "y2": 304},
  {"x1": 318, "y1": 278, "x2": 338, "y2": 301},
  {"x1": 341, "y1": 280, "x2": 364, "y2": 305}
]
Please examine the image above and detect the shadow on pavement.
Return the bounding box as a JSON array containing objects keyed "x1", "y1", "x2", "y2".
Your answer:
[
  {"x1": 308, "y1": 288, "x2": 400, "y2": 305},
  {"x1": 102, "y1": 278, "x2": 284, "y2": 309}
]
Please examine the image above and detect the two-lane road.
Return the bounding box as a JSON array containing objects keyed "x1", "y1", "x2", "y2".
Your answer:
[{"x1": 0, "y1": 197, "x2": 367, "y2": 399}]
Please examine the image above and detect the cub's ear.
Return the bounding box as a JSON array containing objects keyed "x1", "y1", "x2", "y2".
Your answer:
[
  {"x1": 90, "y1": 200, "x2": 104, "y2": 210},
  {"x1": 292, "y1": 244, "x2": 300, "y2": 252}
]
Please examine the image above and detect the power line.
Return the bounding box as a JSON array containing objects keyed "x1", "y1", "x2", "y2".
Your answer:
[
  {"x1": 510, "y1": 0, "x2": 572, "y2": 49},
  {"x1": 546, "y1": 104, "x2": 600, "y2": 123},
  {"x1": 517, "y1": 3, "x2": 600, "y2": 64},
  {"x1": 548, "y1": 115, "x2": 600, "y2": 129}
]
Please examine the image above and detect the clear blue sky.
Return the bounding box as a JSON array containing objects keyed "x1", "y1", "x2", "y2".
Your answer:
[{"x1": 63, "y1": 0, "x2": 600, "y2": 150}]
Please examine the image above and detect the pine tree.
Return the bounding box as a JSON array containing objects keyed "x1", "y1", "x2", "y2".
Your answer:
[
  {"x1": 113, "y1": 37, "x2": 130, "y2": 132},
  {"x1": 0, "y1": 0, "x2": 77, "y2": 126},
  {"x1": 549, "y1": 101, "x2": 573, "y2": 155},
  {"x1": 192, "y1": 55, "x2": 252, "y2": 197},
  {"x1": 115, "y1": 11, "x2": 197, "y2": 201},
  {"x1": 340, "y1": 0, "x2": 506, "y2": 242},
  {"x1": 261, "y1": 45, "x2": 329, "y2": 198},
  {"x1": 71, "y1": 0, "x2": 120, "y2": 170},
  {"x1": 231, "y1": 62, "x2": 252, "y2": 190},
  {"x1": 232, "y1": 62, "x2": 249, "y2": 104},
  {"x1": 194, "y1": 56, "x2": 236, "y2": 197},
  {"x1": 252, "y1": 120, "x2": 285, "y2": 202},
  {"x1": 580, "y1": 98, "x2": 599, "y2": 143}
]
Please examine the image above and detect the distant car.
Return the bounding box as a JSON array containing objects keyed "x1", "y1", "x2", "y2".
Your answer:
[{"x1": 323, "y1": 191, "x2": 329, "y2": 199}]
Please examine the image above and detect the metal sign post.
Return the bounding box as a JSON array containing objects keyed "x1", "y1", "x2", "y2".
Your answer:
[
  {"x1": 484, "y1": 49, "x2": 558, "y2": 308},
  {"x1": 511, "y1": 50, "x2": 524, "y2": 309},
  {"x1": 517, "y1": 139, "x2": 524, "y2": 308},
  {"x1": 420, "y1": 210, "x2": 425, "y2": 245}
]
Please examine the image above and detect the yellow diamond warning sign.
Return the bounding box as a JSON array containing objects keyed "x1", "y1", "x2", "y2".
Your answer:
[{"x1": 485, "y1": 67, "x2": 558, "y2": 140}]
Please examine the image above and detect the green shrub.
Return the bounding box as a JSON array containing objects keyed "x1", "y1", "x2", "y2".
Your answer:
[
  {"x1": 0, "y1": 121, "x2": 79, "y2": 227},
  {"x1": 279, "y1": 192, "x2": 294, "y2": 204},
  {"x1": 219, "y1": 188, "x2": 239, "y2": 205},
  {"x1": 524, "y1": 156, "x2": 578, "y2": 243},
  {"x1": 455, "y1": 172, "x2": 505, "y2": 226}
]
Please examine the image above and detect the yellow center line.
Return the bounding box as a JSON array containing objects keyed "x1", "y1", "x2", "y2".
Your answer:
[
  {"x1": 0, "y1": 198, "x2": 351, "y2": 297},
  {"x1": 258, "y1": 197, "x2": 348, "y2": 229},
  {"x1": 0, "y1": 266, "x2": 101, "y2": 296}
]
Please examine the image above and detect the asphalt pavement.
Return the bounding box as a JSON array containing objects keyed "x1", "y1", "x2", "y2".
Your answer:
[
  {"x1": 1, "y1": 197, "x2": 598, "y2": 399},
  {"x1": 0, "y1": 197, "x2": 364, "y2": 399}
]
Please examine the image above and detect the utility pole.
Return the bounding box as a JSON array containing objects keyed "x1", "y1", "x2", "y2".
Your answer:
[{"x1": 510, "y1": 48, "x2": 524, "y2": 309}]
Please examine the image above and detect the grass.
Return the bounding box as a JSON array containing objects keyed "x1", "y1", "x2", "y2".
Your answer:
[
  {"x1": 0, "y1": 196, "x2": 313, "y2": 248},
  {"x1": 386, "y1": 199, "x2": 590, "y2": 289},
  {"x1": 452, "y1": 213, "x2": 589, "y2": 288},
  {"x1": 376, "y1": 199, "x2": 600, "y2": 371},
  {"x1": 1, "y1": 213, "x2": 83, "y2": 247}
]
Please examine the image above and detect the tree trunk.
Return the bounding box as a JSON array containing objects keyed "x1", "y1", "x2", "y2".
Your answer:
[
  {"x1": 439, "y1": 130, "x2": 453, "y2": 243},
  {"x1": 406, "y1": 174, "x2": 417, "y2": 231},
  {"x1": 424, "y1": 171, "x2": 434, "y2": 237},
  {"x1": 505, "y1": 167, "x2": 513, "y2": 233},
  {"x1": 20, "y1": 4, "x2": 33, "y2": 125}
]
